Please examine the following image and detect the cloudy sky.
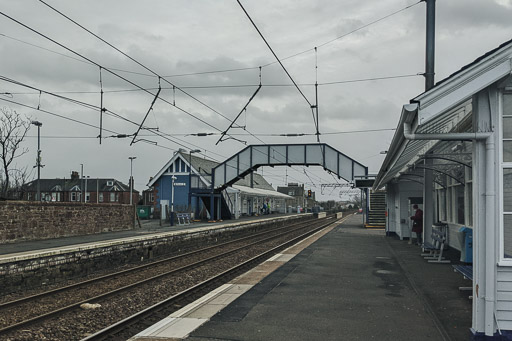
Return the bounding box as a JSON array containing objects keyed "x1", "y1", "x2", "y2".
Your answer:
[{"x1": 1, "y1": 0, "x2": 511, "y2": 201}]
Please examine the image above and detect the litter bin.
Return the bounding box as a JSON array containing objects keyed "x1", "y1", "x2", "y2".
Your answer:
[
  {"x1": 459, "y1": 227, "x2": 473, "y2": 263},
  {"x1": 136, "y1": 206, "x2": 150, "y2": 219}
]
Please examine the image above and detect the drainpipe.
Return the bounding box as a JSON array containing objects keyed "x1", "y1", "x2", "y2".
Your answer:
[
  {"x1": 484, "y1": 136, "x2": 495, "y2": 336},
  {"x1": 403, "y1": 122, "x2": 491, "y2": 141}
]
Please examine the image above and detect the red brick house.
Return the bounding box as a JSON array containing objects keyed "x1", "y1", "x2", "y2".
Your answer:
[{"x1": 22, "y1": 171, "x2": 139, "y2": 204}]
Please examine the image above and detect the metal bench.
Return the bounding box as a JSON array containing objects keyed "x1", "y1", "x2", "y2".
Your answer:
[
  {"x1": 452, "y1": 264, "x2": 473, "y2": 298},
  {"x1": 421, "y1": 224, "x2": 450, "y2": 263}
]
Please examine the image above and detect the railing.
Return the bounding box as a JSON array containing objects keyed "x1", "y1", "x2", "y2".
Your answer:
[{"x1": 212, "y1": 143, "x2": 367, "y2": 190}]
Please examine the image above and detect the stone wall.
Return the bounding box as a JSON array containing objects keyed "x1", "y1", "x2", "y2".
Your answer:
[
  {"x1": 0, "y1": 201, "x2": 134, "y2": 243},
  {"x1": 0, "y1": 214, "x2": 311, "y2": 293}
]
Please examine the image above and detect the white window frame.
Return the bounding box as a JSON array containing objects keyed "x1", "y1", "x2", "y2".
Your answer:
[{"x1": 500, "y1": 91, "x2": 512, "y2": 262}]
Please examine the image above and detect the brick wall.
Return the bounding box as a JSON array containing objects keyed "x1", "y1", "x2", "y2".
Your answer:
[{"x1": 0, "y1": 201, "x2": 135, "y2": 243}]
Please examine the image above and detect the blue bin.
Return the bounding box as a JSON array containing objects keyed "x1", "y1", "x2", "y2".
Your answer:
[{"x1": 460, "y1": 227, "x2": 473, "y2": 263}]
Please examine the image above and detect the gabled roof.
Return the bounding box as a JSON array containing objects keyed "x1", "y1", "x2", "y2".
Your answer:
[
  {"x1": 374, "y1": 38, "x2": 512, "y2": 189},
  {"x1": 148, "y1": 151, "x2": 276, "y2": 191},
  {"x1": 23, "y1": 178, "x2": 135, "y2": 193}
]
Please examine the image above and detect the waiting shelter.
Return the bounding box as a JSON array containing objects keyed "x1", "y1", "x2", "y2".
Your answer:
[{"x1": 374, "y1": 39, "x2": 512, "y2": 338}]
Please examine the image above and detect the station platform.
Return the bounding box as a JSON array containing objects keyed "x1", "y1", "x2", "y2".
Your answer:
[
  {"x1": 130, "y1": 214, "x2": 472, "y2": 341},
  {"x1": 0, "y1": 213, "x2": 306, "y2": 261}
]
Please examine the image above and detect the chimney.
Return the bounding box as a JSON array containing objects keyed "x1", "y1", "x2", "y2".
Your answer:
[{"x1": 71, "y1": 171, "x2": 79, "y2": 180}]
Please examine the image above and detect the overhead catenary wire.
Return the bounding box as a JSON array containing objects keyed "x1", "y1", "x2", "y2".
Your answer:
[
  {"x1": 260, "y1": 1, "x2": 422, "y2": 68},
  {"x1": 0, "y1": 9, "x2": 236, "y2": 140},
  {"x1": 2, "y1": 73, "x2": 421, "y2": 95},
  {"x1": 2, "y1": 1, "x2": 421, "y2": 81},
  {"x1": 36, "y1": 0, "x2": 255, "y2": 138},
  {"x1": 0, "y1": 75, "x2": 229, "y2": 159},
  {"x1": 216, "y1": 67, "x2": 262, "y2": 145},
  {"x1": 2, "y1": 3, "x2": 400, "y2": 194},
  {"x1": 235, "y1": 0, "x2": 318, "y2": 137}
]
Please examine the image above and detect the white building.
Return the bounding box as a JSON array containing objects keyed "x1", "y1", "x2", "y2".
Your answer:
[{"x1": 374, "y1": 38, "x2": 512, "y2": 338}]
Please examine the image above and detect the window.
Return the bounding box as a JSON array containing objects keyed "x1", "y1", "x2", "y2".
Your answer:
[
  {"x1": 110, "y1": 193, "x2": 116, "y2": 202},
  {"x1": 437, "y1": 189, "x2": 446, "y2": 221},
  {"x1": 502, "y1": 93, "x2": 512, "y2": 259},
  {"x1": 85, "y1": 192, "x2": 90, "y2": 202},
  {"x1": 149, "y1": 193, "x2": 154, "y2": 203},
  {"x1": 99, "y1": 193, "x2": 104, "y2": 202},
  {"x1": 456, "y1": 185, "x2": 465, "y2": 224},
  {"x1": 71, "y1": 192, "x2": 77, "y2": 201}
]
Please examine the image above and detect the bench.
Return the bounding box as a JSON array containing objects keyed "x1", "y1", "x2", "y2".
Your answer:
[
  {"x1": 176, "y1": 213, "x2": 191, "y2": 226},
  {"x1": 421, "y1": 224, "x2": 450, "y2": 264},
  {"x1": 452, "y1": 264, "x2": 473, "y2": 298}
]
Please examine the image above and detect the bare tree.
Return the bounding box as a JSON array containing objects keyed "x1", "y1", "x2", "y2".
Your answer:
[{"x1": 0, "y1": 107, "x2": 31, "y2": 198}]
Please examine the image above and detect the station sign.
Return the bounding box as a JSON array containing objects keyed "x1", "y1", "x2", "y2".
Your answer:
[
  {"x1": 354, "y1": 179, "x2": 375, "y2": 188},
  {"x1": 173, "y1": 182, "x2": 186, "y2": 187}
]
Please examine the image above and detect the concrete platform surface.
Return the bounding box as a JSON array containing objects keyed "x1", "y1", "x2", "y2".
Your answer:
[{"x1": 178, "y1": 214, "x2": 472, "y2": 341}]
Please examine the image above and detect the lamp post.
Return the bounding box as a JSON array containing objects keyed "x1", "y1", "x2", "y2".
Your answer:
[
  {"x1": 171, "y1": 175, "x2": 177, "y2": 226},
  {"x1": 84, "y1": 175, "x2": 90, "y2": 202},
  {"x1": 188, "y1": 149, "x2": 201, "y2": 210},
  {"x1": 128, "y1": 156, "x2": 136, "y2": 205},
  {"x1": 80, "y1": 163, "x2": 84, "y2": 202},
  {"x1": 31, "y1": 121, "x2": 42, "y2": 201}
]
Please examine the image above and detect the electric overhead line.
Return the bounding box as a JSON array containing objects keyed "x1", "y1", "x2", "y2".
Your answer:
[
  {"x1": 36, "y1": 0, "x2": 266, "y2": 145},
  {"x1": 3, "y1": 3, "x2": 394, "y2": 190},
  {"x1": 260, "y1": 1, "x2": 422, "y2": 68},
  {"x1": 2, "y1": 73, "x2": 421, "y2": 96},
  {"x1": 2, "y1": 1, "x2": 421, "y2": 81},
  {"x1": 0, "y1": 75, "x2": 234, "y2": 160},
  {"x1": 236, "y1": 0, "x2": 319, "y2": 140},
  {"x1": 1, "y1": 77, "x2": 311, "y2": 184},
  {"x1": 0, "y1": 9, "x2": 241, "y2": 144},
  {"x1": 1, "y1": 74, "x2": 315, "y2": 185}
]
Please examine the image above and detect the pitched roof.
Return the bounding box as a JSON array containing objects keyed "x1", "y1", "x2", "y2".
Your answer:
[
  {"x1": 23, "y1": 178, "x2": 136, "y2": 193},
  {"x1": 149, "y1": 151, "x2": 276, "y2": 191},
  {"x1": 374, "y1": 38, "x2": 512, "y2": 189}
]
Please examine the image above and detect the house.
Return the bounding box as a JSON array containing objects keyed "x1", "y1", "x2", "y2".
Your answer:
[
  {"x1": 374, "y1": 38, "x2": 512, "y2": 338},
  {"x1": 23, "y1": 171, "x2": 139, "y2": 204},
  {"x1": 276, "y1": 183, "x2": 316, "y2": 212},
  {"x1": 147, "y1": 151, "x2": 292, "y2": 220}
]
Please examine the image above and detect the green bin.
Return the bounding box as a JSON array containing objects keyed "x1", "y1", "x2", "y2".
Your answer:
[{"x1": 136, "y1": 206, "x2": 150, "y2": 219}]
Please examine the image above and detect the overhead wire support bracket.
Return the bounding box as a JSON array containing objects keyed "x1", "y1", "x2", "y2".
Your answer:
[
  {"x1": 216, "y1": 68, "x2": 262, "y2": 145},
  {"x1": 130, "y1": 78, "x2": 161, "y2": 146}
]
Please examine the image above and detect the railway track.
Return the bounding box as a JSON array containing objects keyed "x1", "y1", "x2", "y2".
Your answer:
[
  {"x1": 83, "y1": 215, "x2": 340, "y2": 341},
  {"x1": 0, "y1": 215, "x2": 337, "y2": 340}
]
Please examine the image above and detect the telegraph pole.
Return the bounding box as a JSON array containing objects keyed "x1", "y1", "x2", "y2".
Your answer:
[{"x1": 129, "y1": 156, "x2": 136, "y2": 205}]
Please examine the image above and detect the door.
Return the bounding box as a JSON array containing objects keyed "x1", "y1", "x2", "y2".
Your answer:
[{"x1": 160, "y1": 200, "x2": 169, "y2": 219}]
